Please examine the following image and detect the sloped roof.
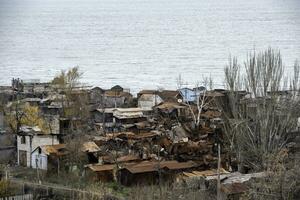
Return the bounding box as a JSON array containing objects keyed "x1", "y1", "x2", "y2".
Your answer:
[
  {"x1": 138, "y1": 90, "x2": 157, "y2": 95},
  {"x1": 138, "y1": 90, "x2": 182, "y2": 102},
  {"x1": 155, "y1": 102, "x2": 186, "y2": 110},
  {"x1": 91, "y1": 86, "x2": 105, "y2": 92},
  {"x1": 182, "y1": 168, "x2": 229, "y2": 178},
  {"x1": 157, "y1": 90, "x2": 181, "y2": 102},
  {"x1": 122, "y1": 160, "x2": 197, "y2": 174},
  {"x1": 111, "y1": 85, "x2": 123, "y2": 91},
  {"x1": 201, "y1": 91, "x2": 225, "y2": 97},
  {"x1": 40, "y1": 144, "x2": 67, "y2": 156},
  {"x1": 87, "y1": 164, "x2": 115, "y2": 172},
  {"x1": 104, "y1": 90, "x2": 132, "y2": 98},
  {"x1": 138, "y1": 94, "x2": 155, "y2": 101},
  {"x1": 82, "y1": 141, "x2": 101, "y2": 153},
  {"x1": 18, "y1": 126, "x2": 44, "y2": 135},
  {"x1": 113, "y1": 108, "x2": 144, "y2": 119}
]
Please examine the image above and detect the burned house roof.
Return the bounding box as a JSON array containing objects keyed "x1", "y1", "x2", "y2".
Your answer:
[{"x1": 82, "y1": 141, "x2": 101, "y2": 153}]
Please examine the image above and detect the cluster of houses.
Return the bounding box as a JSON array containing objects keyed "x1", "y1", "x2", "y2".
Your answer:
[{"x1": 2, "y1": 78, "x2": 295, "y2": 198}]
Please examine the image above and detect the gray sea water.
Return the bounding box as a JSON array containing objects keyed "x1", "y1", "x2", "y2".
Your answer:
[{"x1": 0, "y1": 0, "x2": 299, "y2": 92}]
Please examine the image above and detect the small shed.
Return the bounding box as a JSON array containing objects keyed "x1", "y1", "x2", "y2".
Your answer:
[
  {"x1": 118, "y1": 160, "x2": 197, "y2": 186},
  {"x1": 85, "y1": 164, "x2": 116, "y2": 182},
  {"x1": 31, "y1": 144, "x2": 66, "y2": 170}
]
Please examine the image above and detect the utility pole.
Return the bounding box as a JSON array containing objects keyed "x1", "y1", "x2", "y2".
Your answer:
[
  {"x1": 217, "y1": 143, "x2": 221, "y2": 200},
  {"x1": 158, "y1": 147, "x2": 162, "y2": 198}
]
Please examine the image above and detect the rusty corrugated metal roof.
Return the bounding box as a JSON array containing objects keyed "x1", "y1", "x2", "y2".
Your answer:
[{"x1": 123, "y1": 160, "x2": 197, "y2": 174}]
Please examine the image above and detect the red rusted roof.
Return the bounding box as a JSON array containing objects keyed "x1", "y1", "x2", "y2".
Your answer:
[{"x1": 122, "y1": 160, "x2": 197, "y2": 174}]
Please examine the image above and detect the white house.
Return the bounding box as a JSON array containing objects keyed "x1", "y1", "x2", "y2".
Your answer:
[
  {"x1": 138, "y1": 93, "x2": 163, "y2": 110},
  {"x1": 17, "y1": 126, "x2": 60, "y2": 168},
  {"x1": 178, "y1": 87, "x2": 205, "y2": 103},
  {"x1": 31, "y1": 144, "x2": 66, "y2": 170}
]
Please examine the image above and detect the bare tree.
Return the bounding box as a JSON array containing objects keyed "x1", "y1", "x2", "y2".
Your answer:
[{"x1": 223, "y1": 48, "x2": 300, "y2": 171}]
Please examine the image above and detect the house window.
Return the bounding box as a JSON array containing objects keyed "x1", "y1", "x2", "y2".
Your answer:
[{"x1": 21, "y1": 136, "x2": 26, "y2": 144}]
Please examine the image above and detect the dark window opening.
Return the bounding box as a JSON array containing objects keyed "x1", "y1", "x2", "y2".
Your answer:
[{"x1": 21, "y1": 136, "x2": 26, "y2": 144}]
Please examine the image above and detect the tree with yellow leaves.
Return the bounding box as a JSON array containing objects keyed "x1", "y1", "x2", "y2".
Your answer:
[{"x1": 6, "y1": 103, "x2": 49, "y2": 134}]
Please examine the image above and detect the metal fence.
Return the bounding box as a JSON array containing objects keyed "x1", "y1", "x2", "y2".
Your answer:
[{"x1": 0, "y1": 194, "x2": 33, "y2": 200}]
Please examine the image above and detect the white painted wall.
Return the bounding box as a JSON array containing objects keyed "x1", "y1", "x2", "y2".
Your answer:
[
  {"x1": 31, "y1": 149, "x2": 48, "y2": 170},
  {"x1": 17, "y1": 134, "x2": 59, "y2": 167},
  {"x1": 138, "y1": 94, "x2": 162, "y2": 110}
]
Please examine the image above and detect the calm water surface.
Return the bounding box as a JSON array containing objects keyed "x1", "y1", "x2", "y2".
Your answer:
[{"x1": 0, "y1": 0, "x2": 299, "y2": 92}]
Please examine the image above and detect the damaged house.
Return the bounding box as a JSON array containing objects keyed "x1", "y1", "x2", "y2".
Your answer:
[
  {"x1": 137, "y1": 90, "x2": 183, "y2": 111},
  {"x1": 17, "y1": 126, "x2": 60, "y2": 167},
  {"x1": 103, "y1": 85, "x2": 133, "y2": 108},
  {"x1": 92, "y1": 108, "x2": 148, "y2": 133}
]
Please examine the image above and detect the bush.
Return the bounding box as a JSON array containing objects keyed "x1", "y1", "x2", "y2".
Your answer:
[{"x1": 0, "y1": 180, "x2": 11, "y2": 197}]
